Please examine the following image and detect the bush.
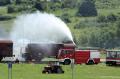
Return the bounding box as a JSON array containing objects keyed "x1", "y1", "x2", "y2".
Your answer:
[
  {"x1": 34, "y1": 2, "x2": 46, "y2": 11},
  {"x1": 97, "y1": 15, "x2": 107, "y2": 23},
  {"x1": 17, "y1": 4, "x2": 33, "y2": 12},
  {"x1": 77, "y1": 26, "x2": 118, "y2": 48},
  {"x1": 74, "y1": 22, "x2": 85, "y2": 29},
  {"x1": 77, "y1": 0, "x2": 97, "y2": 17},
  {"x1": 7, "y1": 4, "x2": 34, "y2": 13},
  {"x1": 60, "y1": 13, "x2": 71, "y2": 23},
  {"x1": 0, "y1": 15, "x2": 14, "y2": 21},
  {"x1": 107, "y1": 14, "x2": 117, "y2": 22},
  {"x1": 61, "y1": 0, "x2": 77, "y2": 8},
  {"x1": 16, "y1": 0, "x2": 22, "y2": 4},
  {"x1": 0, "y1": 0, "x2": 11, "y2": 6},
  {"x1": 7, "y1": 5, "x2": 17, "y2": 13},
  {"x1": 74, "y1": 19, "x2": 98, "y2": 29},
  {"x1": 50, "y1": 2, "x2": 61, "y2": 11},
  {"x1": 97, "y1": 14, "x2": 118, "y2": 23}
]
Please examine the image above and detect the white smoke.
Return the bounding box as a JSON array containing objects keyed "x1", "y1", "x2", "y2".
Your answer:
[{"x1": 10, "y1": 11, "x2": 73, "y2": 60}]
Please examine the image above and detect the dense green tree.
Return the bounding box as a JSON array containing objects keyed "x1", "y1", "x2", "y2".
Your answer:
[
  {"x1": 16, "y1": 0, "x2": 22, "y2": 4},
  {"x1": 34, "y1": 2, "x2": 47, "y2": 11},
  {"x1": 116, "y1": 21, "x2": 120, "y2": 38},
  {"x1": 77, "y1": 25, "x2": 119, "y2": 48},
  {"x1": 97, "y1": 15, "x2": 107, "y2": 23},
  {"x1": 7, "y1": 5, "x2": 16, "y2": 13},
  {"x1": 107, "y1": 14, "x2": 117, "y2": 22},
  {"x1": 77, "y1": 0, "x2": 97, "y2": 16},
  {"x1": 0, "y1": 0, "x2": 11, "y2": 6},
  {"x1": 97, "y1": 14, "x2": 118, "y2": 23},
  {"x1": 61, "y1": 13, "x2": 71, "y2": 23},
  {"x1": 50, "y1": 2, "x2": 61, "y2": 11},
  {"x1": 61, "y1": 0, "x2": 77, "y2": 8}
]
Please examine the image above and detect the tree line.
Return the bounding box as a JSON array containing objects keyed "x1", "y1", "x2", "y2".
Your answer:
[{"x1": 74, "y1": 14, "x2": 120, "y2": 48}]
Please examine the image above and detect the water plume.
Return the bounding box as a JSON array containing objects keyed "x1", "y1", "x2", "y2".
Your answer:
[
  {"x1": 0, "y1": 26, "x2": 8, "y2": 39},
  {"x1": 10, "y1": 11, "x2": 73, "y2": 60},
  {"x1": 11, "y1": 12, "x2": 73, "y2": 43}
]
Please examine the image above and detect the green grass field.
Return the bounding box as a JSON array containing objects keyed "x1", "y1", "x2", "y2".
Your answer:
[{"x1": 0, "y1": 63, "x2": 120, "y2": 79}]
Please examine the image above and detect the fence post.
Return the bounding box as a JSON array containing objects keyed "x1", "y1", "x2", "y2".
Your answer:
[{"x1": 8, "y1": 62, "x2": 12, "y2": 79}]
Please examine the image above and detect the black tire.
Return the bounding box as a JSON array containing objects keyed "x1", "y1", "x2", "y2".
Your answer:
[
  {"x1": 106, "y1": 61, "x2": 116, "y2": 66},
  {"x1": 86, "y1": 60, "x2": 94, "y2": 65},
  {"x1": 42, "y1": 70, "x2": 46, "y2": 74},
  {"x1": 112, "y1": 61, "x2": 116, "y2": 66},
  {"x1": 57, "y1": 68, "x2": 63, "y2": 73},
  {"x1": 48, "y1": 70, "x2": 52, "y2": 74},
  {"x1": 64, "y1": 59, "x2": 71, "y2": 65},
  {"x1": 106, "y1": 61, "x2": 111, "y2": 66}
]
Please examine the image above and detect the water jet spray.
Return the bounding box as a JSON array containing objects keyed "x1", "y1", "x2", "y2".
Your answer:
[{"x1": 10, "y1": 11, "x2": 74, "y2": 60}]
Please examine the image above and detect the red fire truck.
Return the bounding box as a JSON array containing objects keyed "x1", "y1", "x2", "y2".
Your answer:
[
  {"x1": 106, "y1": 50, "x2": 120, "y2": 66},
  {"x1": 25, "y1": 43, "x2": 100, "y2": 65},
  {"x1": 58, "y1": 48, "x2": 100, "y2": 65},
  {"x1": 25, "y1": 43, "x2": 75, "y2": 62}
]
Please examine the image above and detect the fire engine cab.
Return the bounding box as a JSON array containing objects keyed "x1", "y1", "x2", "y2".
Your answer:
[
  {"x1": 106, "y1": 50, "x2": 120, "y2": 66},
  {"x1": 58, "y1": 48, "x2": 100, "y2": 65}
]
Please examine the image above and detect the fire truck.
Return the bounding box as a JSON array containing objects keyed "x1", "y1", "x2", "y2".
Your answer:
[
  {"x1": 0, "y1": 40, "x2": 13, "y2": 61},
  {"x1": 58, "y1": 49, "x2": 100, "y2": 65},
  {"x1": 25, "y1": 43, "x2": 65, "y2": 62},
  {"x1": 25, "y1": 43, "x2": 100, "y2": 65},
  {"x1": 106, "y1": 50, "x2": 120, "y2": 66}
]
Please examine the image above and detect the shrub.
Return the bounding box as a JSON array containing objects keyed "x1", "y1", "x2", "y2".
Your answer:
[
  {"x1": 7, "y1": 4, "x2": 34, "y2": 13},
  {"x1": 97, "y1": 15, "x2": 107, "y2": 23},
  {"x1": 107, "y1": 14, "x2": 117, "y2": 22},
  {"x1": 7, "y1": 5, "x2": 17, "y2": 13},
  {"x1": 60, "y1": 13, "x2": 71, "y2": 23},
  {"x1": 0, "y1": 0, "x2": 11, "y2": 6},
  {"x1": 50, "y1": 2, "x2": 61, "y2": 11},
  {"x1": 0, "y1": 15, "x2": 14, "y2": 21},
  {"x1": 34, "y1": 2, "x2": 46, "y2": 11},
  {"x1": 97, "y1": 14, "x2": 118, "y2": 23},
  {"x1": 77, "y1": 0, "x2": 97, "y2": 17}
]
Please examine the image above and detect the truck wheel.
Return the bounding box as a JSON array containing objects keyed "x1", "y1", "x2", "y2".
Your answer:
[
  {"x1": 42, "y1": 70, "x2": 46, "y2": 74},
  {"x1": 86, "y1": 60, "x2": 94, "y2": 65},
  {"x1": 106, "y1": 61, "x2": 116, "y2": 66},
  {"x1": 48, "y1": 70, "x2": 52, "y2": 74},
  {"x1": 64, "y1": 59, "x2": 71, "y2": 65},
  {"x1": 112, "y1": 61, "x2": 116, "y2": 66},
  {"x1": 57, "y1": 68, "x2": 63, "y2": 73},
  {"x1": 106, "y1": 61, "x2": 112, "y2": 66}
]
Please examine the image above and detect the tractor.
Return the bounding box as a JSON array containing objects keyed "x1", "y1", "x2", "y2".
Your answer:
[{"x1": 42, "y1": 58, "x2": 64, "y2": 74}]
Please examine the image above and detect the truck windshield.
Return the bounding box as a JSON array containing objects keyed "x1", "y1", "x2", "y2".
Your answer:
[
  {"x1": 62, "y1": 50, "x2": 73, "y2": 54},
  {"x1": 107, "y1": 51, "x2": 120, "y2": 58}
]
